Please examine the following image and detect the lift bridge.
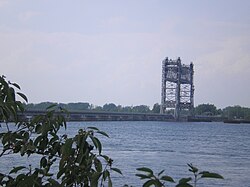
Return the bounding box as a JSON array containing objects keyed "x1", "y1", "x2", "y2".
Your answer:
[{"x1": 160, "y1": 57, "x2": 194, "y2": 120}]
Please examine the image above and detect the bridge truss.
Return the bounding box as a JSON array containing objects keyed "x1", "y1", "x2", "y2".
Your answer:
[{"x1": 160, "y1": 57, "x2": 194, "y2": 120}]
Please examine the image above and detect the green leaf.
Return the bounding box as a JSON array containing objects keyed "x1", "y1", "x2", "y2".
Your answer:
[
  {"x1": 108, "y1": 175, "x2": 112, "y2": 187},
  {"x1": 136, "y1": 167, "x2": 153, "y2": 176},
  {"x1": 176, "y1": 183, "x2": 193, "y2": 187},
  {"x1": 61, "y1": 138, "x2": 73, "y2": 157},
  {"x1": 9, "y1": 166, "x2": 26, "y2": 174},
  {"x1": 11, "y1": 82, "x2": 21, "y2": 90},
  {"x1": 200, "y1": 172, "x2": 224, "y2": 179},
  {"x1": 34, "y1": 135, "x2": 43, "y2": 146},
  {"x1": 160, "y1": 175, "x2": 175, "y2": 183},
  {"x1": 88, "y1": 126, "x2": 99, "y2": 130},
  {"x1": 96, "y1": 131, "x2": 109, "y2": 138},
  {"x1": 91, "y1": 172, "x2": 102, "y2": 187},
  {"x1": 35, "y1": 124, "x2": 42, "y2": 134},
  {"x1": 135, "y1": 174, "x2": 151, "y2": 179},
  {"x1": 101, "y1": 154, "x2": 109, "y2": 161},
  {"x1": 111, "y1": 167, "x2": 122, "y2": 175},
  {"x1": 57, "y1": 166, "x2": 66, "y2": 179},
  {"x1": 103, "y1": 170, "x2": 110, "y2": 181},
  {"x1": 46, "y1": 104, "x2": 57, "y2": 110},
  {"x1": 47, "y1": 178, "x2": 60, "y2": 186},
  {"x1": 17, "y1": 92, "x2": 28, "y2": 102},
  {"x1": 142, "y1": 179, "x2": 158, "y2": 187},
  {"x1": 187, "y1": 163, "x2": 198, "y2": 173},
  {"x1": 90, "y1": 136, "x2": 102, "y2": 154},
  {"x1": 16, "y1": 101, "x2": 25, "y2": 112},
  {"x1": 178, "y1": 177, "x2": 192, "y2": 184},
  {"x1": 40, "y1": 157, "x2": 47, "y2": 168},
  {"x1": 94, "y1": 158, "x2": 102, "y2": 172}
]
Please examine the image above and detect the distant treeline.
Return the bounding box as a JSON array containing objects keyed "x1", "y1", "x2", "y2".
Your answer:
[
  {"x1": 24, "y1": 102, "x2": 157, "y2": 113},
  {"x1": 24, "y1": 102, "x2": 250, "y2": 120}
]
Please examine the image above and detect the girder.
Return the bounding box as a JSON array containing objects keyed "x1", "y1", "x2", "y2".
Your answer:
[{"x1": 160, "y1": 57, "x2": 194, "y2": 120}]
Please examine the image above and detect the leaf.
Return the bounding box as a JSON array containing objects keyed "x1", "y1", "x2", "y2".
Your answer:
[
  {"x1": 103, "y1": 170, "x2": 110, "y2": 181},
  {"x1": 91, "y1": 172, "x2": 102, "y2": 187},
  {"x1": 135, "y1": 174, "x2": 150, "y2": 179},
  {"x1": 142, "y1": 179, "x2": 158, "y2": 187},
  {"x1": 94, "y1": 158, "x2": 102, "y2": 172},
  {"x1": 61, "y1": 138, "x2": 73, "y2": 160},
  {"x1": 17, "y1": 92, "x2": 28, "y2": 102},
  {"x1": 40, "y1": 157, "x2": 47, "y2": 168},
  {"x1": 88, "y1": 126, "x2": 99, "y2": 131},
  {"x1": 11, "y1": 82, "x2": 21, "y2": 90},
  {"x1": 178, "y1": 177, "x2": 192, "y2": 184},
  {"x1": 96, "y1": 131, "x2": 109, "y2": 138},
  {"x1": 176, "y1": 183, "x2": 193, "y2": 187},
  {"x1": 90, "y1": 136, "x2": 102, "y2": 154},
  {"x1": 9, "y1": 166, "x2": 26, "y2": 174},
  {"x1": 136, "y1": 167, "x2": 153, "y2": 176},
  {"x1": 101, "y1": 154, "x2": 109, "y2": 161},
  {"x1": 16, "y1": 101, "x2": 25, "y2": 112},
  {"x1": 200, "y1": 172, "x2": 224, "y2": 179},
  {"x1": 34, "y1": 135, "x2": 43, "y2": 146},
  {"x1": 160, "y1": 175, "x2": 175, "y2": 183},
  {"x1": 108, "y1": 175, "x2": 112, "y2": 187},
  {"x1": 47, "y1": 178, "x2": 60, "y2": 186},
  {"x1": 57, "y1": 166, "x2": 66, "y2": 179},
  {"x1": 111, "y1": 167, "x2": 123, "y2": 175},
  {"x1": 187, "y1": 163, "x2": 198, "y2": 173}
]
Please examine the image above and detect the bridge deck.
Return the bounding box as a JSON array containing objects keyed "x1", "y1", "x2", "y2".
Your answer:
[{"x1": 17, "y1": 110, "x2": 176, "y2": 122}]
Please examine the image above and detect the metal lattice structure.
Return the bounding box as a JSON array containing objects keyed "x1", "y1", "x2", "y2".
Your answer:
[{"x1": 160, "y1": 57, "x2": 194, "y2": 120}]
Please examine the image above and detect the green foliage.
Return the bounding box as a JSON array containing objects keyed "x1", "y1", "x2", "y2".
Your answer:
[
  {"x1": 0, "y1": 76, "x2": 121, "y2": 187},
  {"x1": 136, "y1": 167, "x2": 174, "y2": 187},
  {"x1": 152, "y1": 103, "x2": 160, "y2": 113},
  {"x1": 194, "y1": 103, "x2": 219, "y2": 116},
  {"x1": 136, "y1": 164, "x2": 223, "y2": 187},
  {"x1": 0, "y1": 75, "x2": 27, "y2": 122},
  {"x1": 223, "y1": 105, "x2": 250, "y2": 120},
  {"x1": 24, "y1": 102, "x2": 152, "y2": 114}
]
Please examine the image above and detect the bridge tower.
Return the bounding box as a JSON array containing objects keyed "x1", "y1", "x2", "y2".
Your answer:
[{"x1": 160, "y1": 57, "x2": 194, "y2": 120}]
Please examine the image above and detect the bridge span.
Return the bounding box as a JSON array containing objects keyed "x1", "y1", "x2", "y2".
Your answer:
[{"x1": 18, "y1": 110, "x2": 175, "y2": 122}]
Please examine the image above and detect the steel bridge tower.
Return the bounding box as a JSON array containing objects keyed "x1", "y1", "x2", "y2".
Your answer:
[{"x1": 160, "y1": 57, "x2": 194, "y2": 120}]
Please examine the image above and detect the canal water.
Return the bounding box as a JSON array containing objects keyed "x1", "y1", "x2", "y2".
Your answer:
[{"x1": 1, "y1": 121, "x2": 250, "y2": 186}]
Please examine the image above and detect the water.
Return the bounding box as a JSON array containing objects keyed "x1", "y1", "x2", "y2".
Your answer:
[{"x1": 1, "y1": 121, "x2": 250, "y2": 186}]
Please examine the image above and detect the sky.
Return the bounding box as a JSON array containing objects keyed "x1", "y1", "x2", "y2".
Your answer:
[{"x1": 1, "y1": 0, "x2": 250, "y2": 109}]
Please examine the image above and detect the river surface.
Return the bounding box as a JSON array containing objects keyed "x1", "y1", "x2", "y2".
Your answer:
[{"x1": 1, "y1": 121, "x2": 250, "y2": 186}]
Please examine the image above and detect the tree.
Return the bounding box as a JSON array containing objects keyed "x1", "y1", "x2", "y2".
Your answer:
[
  {"x1": 132, "y1": 105, "x2": 150, "y2": 113},
  {"x1": 103, "y1": 103, "x2": 117, "y2": 112},
  {"x1": 222, "y1": 105, "x2": 250, "y2": 119},
  {"x1": 195, "y1": 104, "x2": 218, "y2": 116},
  {"x1": 152, "y1": 103, "x2": 160, "y2": 113}
]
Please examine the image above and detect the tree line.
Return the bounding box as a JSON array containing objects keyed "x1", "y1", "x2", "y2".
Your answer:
[
  {"x1": 24, "y1": 102, "x2": 156, "y2": 113},
  {"x1": 24, "y1": 102, "x2": 250, "y2": 120}
]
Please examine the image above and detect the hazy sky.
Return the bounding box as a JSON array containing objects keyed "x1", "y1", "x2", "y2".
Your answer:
[{"x1": 1, "y1": 0, "x2": 250, "y2": 108}]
